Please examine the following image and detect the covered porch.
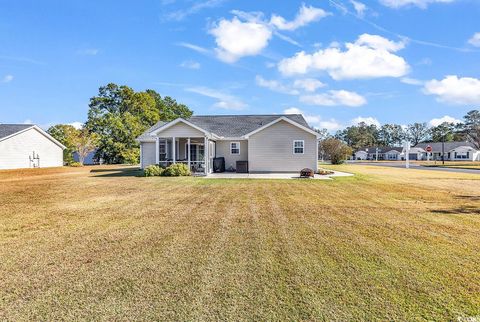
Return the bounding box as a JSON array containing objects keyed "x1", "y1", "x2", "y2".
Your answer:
[{"x1": 155, "y1": 136, "x2": 214, "y2": 175}]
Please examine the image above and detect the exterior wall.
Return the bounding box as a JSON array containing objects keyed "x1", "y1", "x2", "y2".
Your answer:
[
  {"x1": 140, "y1": 142, "x2": 156, "y2": 169},
  {"x1": 355, "y1": 151, "x2": 367, "y2": 160},
  {"x1": 156, "y1": 122, "x2": 205, "y2": 138},
  {"x1": 248, "y1": 120, "x2": 317, "y2": 172},
  {"x1": 215, "y1": 140, "x2": 248, "y2": 170},
  {"x1": 0, "y1": 128, "x2": 63, "y2": 169}
]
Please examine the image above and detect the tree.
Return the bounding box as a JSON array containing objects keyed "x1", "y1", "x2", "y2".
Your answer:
[
  {"x1": 315, "y1": 128, "x2": 330, "y2": 160},
  {"x1": 336, "y1": 122, "x2": 378, "y2": 150},
  {"x1": 406, "y1": 122, "x2": 429, "y2": 146},
  {"x1": 463, "y1": 109, "x2": 480, "y2": 149},
  {"x1": 378, "y1": 124, "x2": 405, "y2": 146},
  {"x1": 73, "y1": 129, "x2": 99, "y2": 165},
  {"x1": 321, "y1": 138, "x2": 353, "y2": 164},
  {"x1": 47, "y1": 124, "x2": 80, "y2": 165},
  {"x1": 86, "y1": 83, "x2": 193, "y2": 164},
  {"x1": 429, "y1": 122, "x2": 458, "y2": 142}
]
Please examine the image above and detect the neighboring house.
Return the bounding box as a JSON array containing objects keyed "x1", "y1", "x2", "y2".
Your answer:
[
  {"x1": 0, "y1": 124, "x2": 65, "y2": 170},
  {"x1": 136, "y1": 114, "x2": 321, "y2": 174},
  {"x1": 414, "y1": 142, "x2": 480, "y2": 161},
  {"x1": 355, "y1": 146, "x2": 404, "y2": 161},
  {"x1": 73, "y1": 149, "x2": 103, "y2": 165}
]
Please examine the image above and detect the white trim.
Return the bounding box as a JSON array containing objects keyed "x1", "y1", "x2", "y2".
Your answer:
[
  {"x1": 315, "y1": 139, "x2": 319, "y2": 172},
  {"x1": 243, "y1": 116, "x2": 321, "y2": 139},
  {"x1": 230, "y1": 141, "x2": 240, "y2": 155},
  {"x1": 0, "y1": 125, "x2": 67, "y2": 149},
  {"x1": 151, "y1": 118, "x2": 211, "y2": 136},
  {"x1": 155, "y1": 137, "x2": 159, "y2": 164},
  {"x1": 293, "y1": 140, "x2": 304, "y2": 155},
  {"x1": 172, "y1": 136, "x2": 176, "y2": 164}
]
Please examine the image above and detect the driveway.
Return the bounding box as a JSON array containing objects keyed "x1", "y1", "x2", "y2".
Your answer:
[{"x1": 350, "y1": 161, "x2": 480, "y2": 174}]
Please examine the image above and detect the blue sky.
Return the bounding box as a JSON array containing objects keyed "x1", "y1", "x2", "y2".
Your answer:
[{"x1": 1, "y1": 0, "x2": 479, "y2": 131}]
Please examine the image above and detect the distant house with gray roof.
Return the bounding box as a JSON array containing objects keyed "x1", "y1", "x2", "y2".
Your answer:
[
  {"x1": 136, "y1": 114, "x2": 321, "y2": 174},
  {"x1": 0, "y1": 124, "x2": 65, "y2": 170}
]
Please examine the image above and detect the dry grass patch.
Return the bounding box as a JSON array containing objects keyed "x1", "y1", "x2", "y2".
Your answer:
[{"x1": 0, "y1": 165, "x2": 479, "y2": 320}]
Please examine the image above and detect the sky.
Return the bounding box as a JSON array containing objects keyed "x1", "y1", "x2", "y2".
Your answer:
[{"x1": 0, "y1": 0, "x2": 479, "y2": 131}]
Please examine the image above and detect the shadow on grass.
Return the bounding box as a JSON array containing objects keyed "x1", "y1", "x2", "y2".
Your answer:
[
  {"x1": 431, "y1": 206, "x2": 480, "y2": 215},
  {"x1": 90, "y1": 167, "x2": 143, "y2": 178},
  {"x1": 455, "y1": 195, "x2": 480, "y2": 201}
]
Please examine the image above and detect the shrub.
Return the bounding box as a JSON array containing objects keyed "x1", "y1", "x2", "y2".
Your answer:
[
  {"x1": 320, "y1": 138, "x2": 353, "y2": 165},
  {"x1": 144, "y1": 165, "x2": 164, "y2": 177},
  {"x1": 69, "y1": 162, "x2": 83, "y2": 167},
  {"x1": 162, "y1": 163, "x2": 191, "y2": 177}
]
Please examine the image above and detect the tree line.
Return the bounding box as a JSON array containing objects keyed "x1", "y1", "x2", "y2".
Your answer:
[
  {"x1": 48, "y1": 83, "x2": 193, "y2": 165},
  {"x1": 333, "y1": 110, "x2": 480, "y2": 150}
]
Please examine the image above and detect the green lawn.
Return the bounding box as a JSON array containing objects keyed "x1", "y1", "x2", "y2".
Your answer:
[{"x1": 0, "y1": 165, "x2": 479, "y2": 320}]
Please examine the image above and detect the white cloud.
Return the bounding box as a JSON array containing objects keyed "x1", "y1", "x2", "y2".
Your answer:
[
  {"x1": 468, "y1": 32, "x2": 480, "y2": 47},
  {"x1": 423, "y1": 75, "x2": 480, "y2": 105},
  {"x1": 350, "y1": 116, "x2": 380, "y2": 127},
  {"x1": 180, "y1": 60, "x2": 201, "y2": 69},
  {"x1": 164, "y1": 0, "x2": 226, "y2": 21},
  {"x1": 429, "y1": 116, "x2": 462, "y2": 127},
  {"x1": 209, "y1": 16, "x2": 272, "y2": 63},
  {"x1": 270, "y1": 4, "x2": 330, "y2": 31},
  {"x1": 379, "y1": 0, "x2": 456, "y2": 9},
  {"x1": 2, "y1": 74, "x2": 13, "y2": 83},
  {"x1": 77, "y1": 48, "x2": 99, "y2": 56},
  {"x1": 255, "y1": 75, "x2": 299, "y2": 95},
  {"x1": 177, "y1": 42, "x2": 210, "y2": 54},
  {"x1": 350, "y1": 0, "x2": 367, "y2": 17},
  {"x1": 283, "y1": 107, "x2": 342, "y2": 130},
  {"x1": 300, "y1": 90, "x2": 367, "y2": 107},
  {"x1": 186, "y1": 86, "x2": 247, "y2": 110},
  {"x1": 278, "y1": 33, "x2": 409, "y2": 80},
  {"x1": 293, "y1": 78, "x2": 325, "y2": 92},
  {"x1": 23, "y1": 119, "x2": 33, "y2": 124},
  {"x1": 401, "y1": 77, "x2": 424, "y2": 85}
]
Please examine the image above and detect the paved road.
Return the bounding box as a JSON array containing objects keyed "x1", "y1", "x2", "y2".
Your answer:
[{"x1": 350, "y1": 162, "x2": 480, "y2": 174}]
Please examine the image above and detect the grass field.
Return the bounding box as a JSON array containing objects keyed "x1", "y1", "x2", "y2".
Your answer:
[{"x1": 1, "y1": 165, "x2": 479, "y2": 320}]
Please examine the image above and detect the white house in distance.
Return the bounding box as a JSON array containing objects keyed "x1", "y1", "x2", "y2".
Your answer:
[
  {"x1": 354, "y1": 141, "x2": 480, "y2": 161},
  {"x1": 0, "y1": 124, "x2": 65, "y2": 170},
  {"x1": 137, "y1": 114, "x2": 321, "y2": 174}
]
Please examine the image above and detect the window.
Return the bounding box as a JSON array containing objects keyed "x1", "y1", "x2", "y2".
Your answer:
[
  {"x1": 230, "y1": 142, "x2": 240, "y2": 155},
  {"x1": 159, "y1": 140, "x2": 167, "y2": 161},
  {"x1": 293, "y1": 140, "x2": 304, "y2": 154}
]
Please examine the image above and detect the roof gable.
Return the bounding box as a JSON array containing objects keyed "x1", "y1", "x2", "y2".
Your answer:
[
  {"x1": 137, "y1": 114, "x2": 313, "y2": 140},
  {"x1": 0, "y1": 124, "x2": 66, "y2": 149},
  {"x1": 0, "y1": 124, "x2": 33, "y2": 140}
]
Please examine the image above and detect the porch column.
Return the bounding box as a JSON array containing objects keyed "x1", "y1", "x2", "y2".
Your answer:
[
  {"x1": 172, "y1": 136, "x2": 176, "y2": 164},
  {"x1": 155, "y1": 137, "x2": 159, "y2": 164},
  {"x1": 204, "y1": 136, "x2": 208, "y2": 174},
  {"x1": 187, "y1": 137, "x2": 191, "y2": 169}
]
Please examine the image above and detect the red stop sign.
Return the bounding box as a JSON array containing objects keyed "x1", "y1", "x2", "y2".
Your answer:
[{"x1": 426, "y1": 145, "x2": 432, "y2": 152}]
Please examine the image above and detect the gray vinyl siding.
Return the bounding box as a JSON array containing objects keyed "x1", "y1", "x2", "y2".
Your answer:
[
  {"x1": 215, "y1": 140, "x2": 248, "y2": 170},
  {"x1": 157, "y1": 122, "x2": 205, "y2": 138},
  {"x1": 141, "y1": 142, "x2": 156, "y2": 168},
  {"x1": 248, "y1": 120, "x2": 317, "y2": 172},
  {"x1": 0, "y1": 127, "x2": 63, "y2": 170}
]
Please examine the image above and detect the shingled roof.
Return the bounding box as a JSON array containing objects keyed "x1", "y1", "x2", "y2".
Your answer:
[
  {"x1": 414, "y1": 141, "x2": 476, "y2": 152},
  {"x1": 0, "y1": 124, "x2": 33, "y2": 140},
  {"x1": 138, "y1": 114, "x2": 310, "y2": 140}
]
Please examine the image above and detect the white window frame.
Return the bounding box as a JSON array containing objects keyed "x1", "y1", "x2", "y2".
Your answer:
[
  {"x1": 293, "y1": 140, "x2": 304, "y2": 155},
  {"x1": 230, "y1": 142, "x2": 240, "y2": 155}
]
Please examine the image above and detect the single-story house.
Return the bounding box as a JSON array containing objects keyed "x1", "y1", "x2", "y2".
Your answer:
[
  {"x1": 414, "y1": 142, "x2": 480, "y2": 161},
  {"x1": 355, "y1": 146, "x2": 404, "y2": 161},
  {"x1": 0, "y1": 124, "x2": 65, "y2": 170},
  {"x1": 136, "y1": 114, "x2": 321, "y2": 174}
]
